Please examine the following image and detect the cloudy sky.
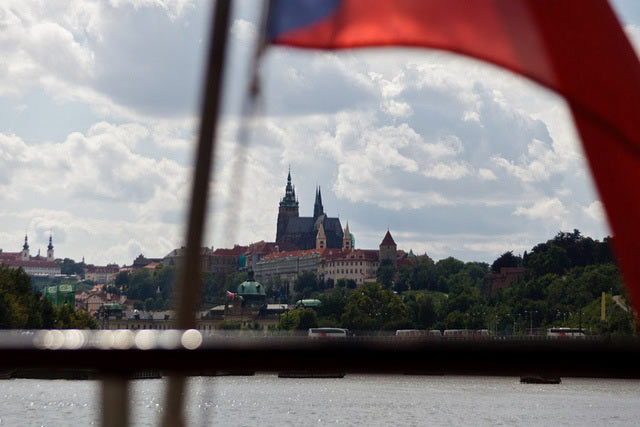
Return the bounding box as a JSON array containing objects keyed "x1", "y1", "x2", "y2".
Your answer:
[{"x1": 1, "y1": 0, "x2": 639, "y2": 266}]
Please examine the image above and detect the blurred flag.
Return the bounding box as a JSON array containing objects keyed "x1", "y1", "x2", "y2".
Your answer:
[{"x1": 266, "y1": 0, "x2": 640, "y2": 312}]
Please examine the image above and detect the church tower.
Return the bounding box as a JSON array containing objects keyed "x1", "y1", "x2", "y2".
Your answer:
[
  {"x1": 379, "y1": 230, "x2": 397, "y2": 267},
  {"x1": 276, "y1": 168, "x2": 299, "y2": 242},
  {"x1": 21, "y1": 234, "x2": 30, "y2": 261},
  {"x1": 313, "y1": 186, "x2": 324, "y2": 220},
  {"x1": 47, "y1": 234, "x2": 54, "y2": 261},
  {"x1": 342, "y1": 222, "x2": 352, "y2": 251},
  {"x1": 316, "y1": 222, "x2": 326, "y2": 249}
]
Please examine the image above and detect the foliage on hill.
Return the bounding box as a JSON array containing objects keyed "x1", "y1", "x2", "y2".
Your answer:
[
  {"x1": 302, "y1": 230, "x2": 635, "y2": 336},
  {"x1": 0, "y1": 265, "x2": 96, "y2": 329}
]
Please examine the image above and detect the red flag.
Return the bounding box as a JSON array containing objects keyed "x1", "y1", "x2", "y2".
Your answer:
[{"x1": 267, "y1": 0, "x2": 640, "y2": 312}]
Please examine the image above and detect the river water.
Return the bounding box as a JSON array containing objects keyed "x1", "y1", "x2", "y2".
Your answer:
[{"x1": 1, "y1": 375, "x2": 640, "y2": 426}]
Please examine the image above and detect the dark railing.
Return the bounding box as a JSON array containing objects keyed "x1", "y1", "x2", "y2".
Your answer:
[{"x1": 2, "y1": 331, "x2": 639, "y2": 379}]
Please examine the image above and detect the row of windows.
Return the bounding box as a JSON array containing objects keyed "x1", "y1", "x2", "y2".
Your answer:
[
  {"x1": 328, "y1": 268, "x2": 364, "y2": 275},
  {"x1": 328, "y1": 260, "x2": 365, "y2": 267}
]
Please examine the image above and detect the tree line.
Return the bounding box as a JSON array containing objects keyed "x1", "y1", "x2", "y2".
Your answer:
[{"x1": 278, "y1": 230, "x2": 635, "y2": 336}]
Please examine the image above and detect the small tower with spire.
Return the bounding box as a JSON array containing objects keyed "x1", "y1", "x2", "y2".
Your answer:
[
  {"x1": 379, "y1": 229, "x2": 397, "y2": 267},
  {"x1": 21, "y1": 234, "x2": 30, "y2": 261},
  {"x1": 47, "y1": 234, "x2": 54, "y2": 261},
  {"x1": 342, "y1": 222, "x2": 352, "y2": 251},
  {"x1": 316, "y1": 222, "x2": 327, "y2": 249}
]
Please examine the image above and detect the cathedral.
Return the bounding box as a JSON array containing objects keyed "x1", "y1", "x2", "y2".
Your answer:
[{"x1": 275, "y1": 170, "x2": 344, "y2": 250}]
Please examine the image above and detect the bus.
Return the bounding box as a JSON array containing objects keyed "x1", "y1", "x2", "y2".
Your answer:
[
  {"x1": 395, "y1": 329, "x2": 425, "y2": 337},
  {"x1": 547, "y1": 328, "x2": 585, "y2": 338},
  {"x1": 308, "y1": 328, "x2": 350, "y2": 338},
  {"x1": 394, "y1": 329, "x2": 443, "y2": 338}
]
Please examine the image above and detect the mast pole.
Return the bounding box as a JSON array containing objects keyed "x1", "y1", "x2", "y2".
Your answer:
[{"x1": 161, "y1": 1, "x2": 231, "y2": 426}]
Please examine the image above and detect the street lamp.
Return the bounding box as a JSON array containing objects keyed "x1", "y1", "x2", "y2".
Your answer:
[{"x1": 524, "y1": 310, "x2": 538, "y2": 336}]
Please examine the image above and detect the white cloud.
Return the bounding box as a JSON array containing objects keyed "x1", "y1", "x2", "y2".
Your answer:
[
  {"x1": 478, "y1": 168, "x2": 497, "y2": 181},
  {"x1": 0, "y1": 122, "x2": 188, "y2": 220},
  {"x1": 463, "y1": 111, "x2": 481, "y2": 122},
  {"x1": 584, "y1": 200, "x2": 606, "y2": 223},
  {"x1": 423, "y1": 161, "x2": 471, "y2": 180},
  {"x1": 421, "y1": 135, "x2": 464, "y2": 159},
  {"x1": 492, "y1": 138, "x2": 571, "y2": 183},
  {"x1": 514, "y1": 198, "x2": 568, "y2": 223},
  {"x1": 0, "y1": 4, "x2": 95, "y2": 96},
  {"x1": 108, "y1": 0, "x2": 195, "y2": 20}
]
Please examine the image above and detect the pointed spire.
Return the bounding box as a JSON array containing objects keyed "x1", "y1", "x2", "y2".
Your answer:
[
  {"x1": 48, "y1": 233, "x2": 53, "y2": 250},
  {"x1": 280, "y1": 168, "x2": 299, "y2": 209},
  {"x1": 343, "y1": 221, "x2": 352, "y2": 250},
  {"x1": 23, "y1": 234, "x2": 29, "y2": 251},
  {"x1": 381, "y1": 230, "x2": 396, "y2": 247},
  {"x1": 313, "y1": 184, "x2": 324, "y2": 219}
]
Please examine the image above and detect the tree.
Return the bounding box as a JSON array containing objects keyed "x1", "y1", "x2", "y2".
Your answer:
[
  {"x1": 297, "y1": 308, "x2": 318, "y2": 330},
  {"x1": 55, "y1": 305, "x2": 97, "y2": 329},
  {"x1": 115, "y1": 271, "x2": 129, "y2": 288},
  {"x1": 406, "y1": 293, "x2": 437, "y2": 329},
  {"x1": 436, "y1": 257, "x2": 465, "y2": 277},
  {"x1": 59, "y1": 258, "x2": 85, "y2": 277},
  {"x1": 526, "y1": 243, "x2": 571, "y2": 276},
  {"x1": 278, "y1": 310, "x2": 300, "y2": 330},
  {"x1": 317, "y1": 288, "x2": 349, "y2": 325},
  {"x1": 491, "y1": 251, "x2": 521, "y2": 273},
  {"x1": 376, "y1": 260, "x2": 395, "y2": 289},
  {"x1": 294, "y1": 272, "x2": 321, "y2": 298},
  {"x1": 341, "y1": 283, "x2": 410, "y2": 331}
]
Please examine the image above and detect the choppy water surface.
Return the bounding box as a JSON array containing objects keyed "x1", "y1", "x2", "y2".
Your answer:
[{"x1": 1, "y1": 375, "x2": 640, "y2": 426}]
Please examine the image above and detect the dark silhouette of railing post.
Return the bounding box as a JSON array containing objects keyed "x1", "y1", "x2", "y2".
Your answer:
[{"x1": 159, "y1": 0, "x2": 231, "y2": 426}]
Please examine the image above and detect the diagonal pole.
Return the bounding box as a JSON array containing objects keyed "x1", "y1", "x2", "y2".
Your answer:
[{"x1": 161, "y1": 1, "x2": 231, "y2": 426}]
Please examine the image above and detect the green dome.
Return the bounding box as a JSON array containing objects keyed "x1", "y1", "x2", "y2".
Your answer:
[{"x1": 236, "y1": 280, "x2": 265, "y2": 296}]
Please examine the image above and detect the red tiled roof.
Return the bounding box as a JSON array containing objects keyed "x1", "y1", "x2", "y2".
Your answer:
[
  {"x1": 263, "y1": 248, "x2": 325, "y2": 260},
  {"x1": 10, "y1": 259, "x2": 58, "y2": 268},
  {"x1": 212, "y1": 245, "x2": 249, "y2": 256},
  {"x1": 322, "y1": 249, "x2": 379, "y2": 262},
  {"x1": 143, "y1": 262, "x2": 160, "y2": 269},
  {"x1": 380, "y1": 231, "x2": 396, "y2": 246},
  {"x1": 245, "y1": 241, "x2": 297, "y2": 256},
  {"x1": 0, "y1": 252, "x2": 20, "y2": 259}
]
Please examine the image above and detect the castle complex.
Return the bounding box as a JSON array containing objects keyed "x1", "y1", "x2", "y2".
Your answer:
[{"x1": 275, "y1": 170, "x2": 344, "y2": 250}]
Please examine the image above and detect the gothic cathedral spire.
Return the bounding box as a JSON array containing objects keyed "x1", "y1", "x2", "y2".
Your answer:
[
  {"x1": 277, "y1": 168, "x2": 300, "y2": 242},
  {"x1": 313, "y1": 185, "x2": 324, "y2": 219}
]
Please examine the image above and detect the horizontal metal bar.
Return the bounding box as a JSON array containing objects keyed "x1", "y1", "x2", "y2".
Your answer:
[{"x1": 1, "y1": 332, "x2": 639, "y2": 379}]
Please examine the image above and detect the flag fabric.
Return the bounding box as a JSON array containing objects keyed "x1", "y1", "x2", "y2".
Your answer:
[{"x1": 266, "y1": 0, "x2": 640, "y2": 313}]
